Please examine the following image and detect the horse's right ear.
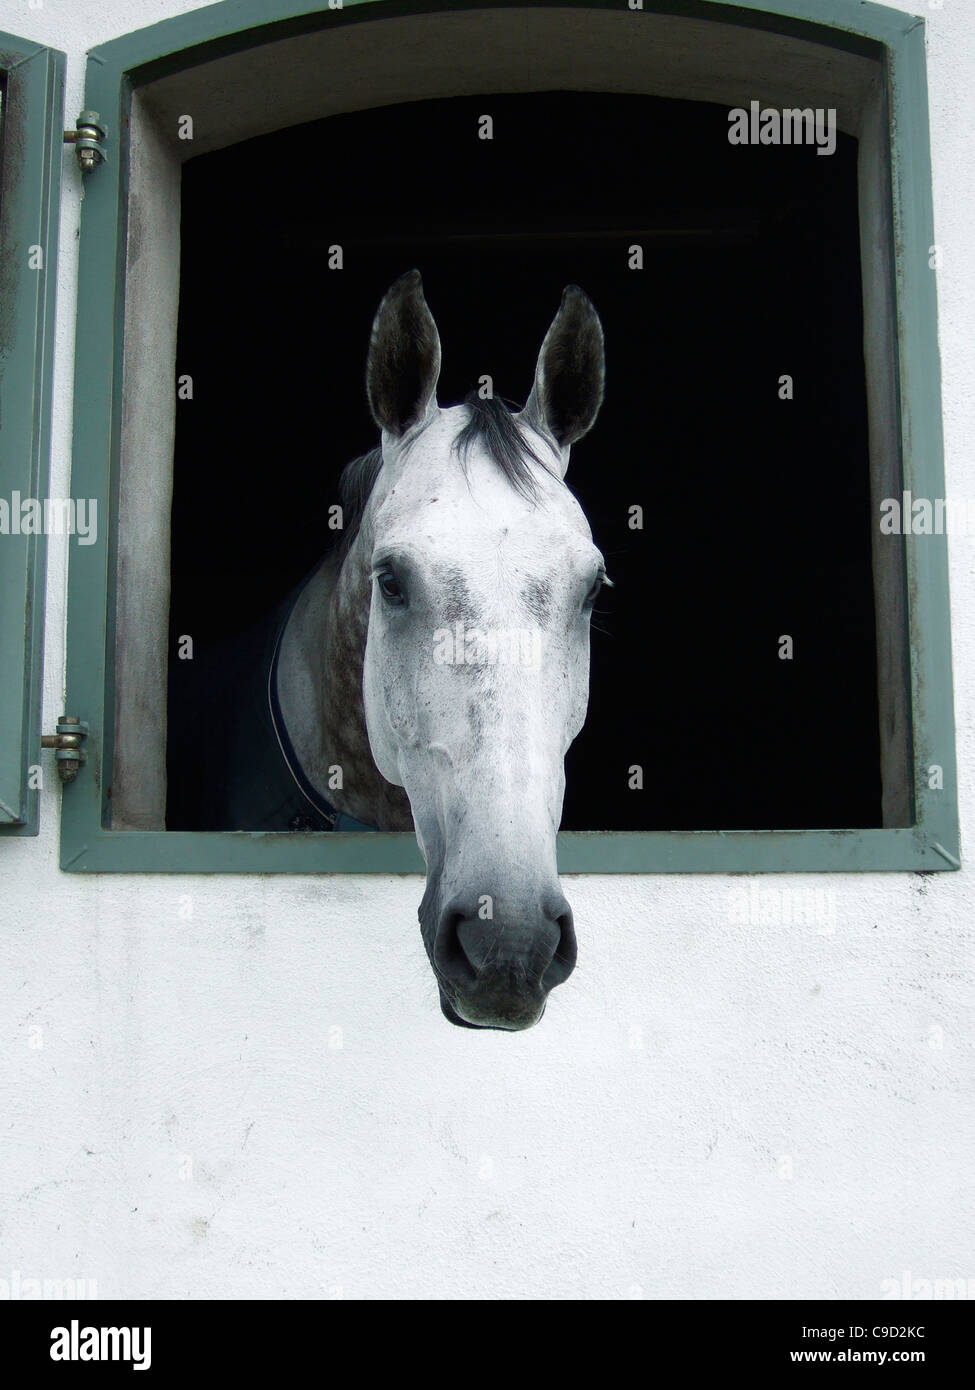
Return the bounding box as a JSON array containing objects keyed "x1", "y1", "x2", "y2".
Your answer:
[{"x1": 366, "y1": 270, "x2": 441, "y2": 437}]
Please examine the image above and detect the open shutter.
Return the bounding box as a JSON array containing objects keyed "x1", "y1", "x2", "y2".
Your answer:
[{"x1": 0, "y1": 34, "x2": 64, "y2": 833}]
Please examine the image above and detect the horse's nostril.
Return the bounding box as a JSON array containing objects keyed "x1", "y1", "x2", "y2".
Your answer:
[
  {"x1": 456, "y1": 917, "x2": 496, "y2": 976},
  {"x1": 542, "y1": 910, "x2": 577, "y2": 988},
  {"x1": 435, "y1": 911, "x2": 478, "y2": 987}
]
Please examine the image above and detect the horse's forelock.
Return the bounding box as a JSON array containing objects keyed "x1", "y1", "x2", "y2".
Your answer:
[
  {"x1": 453, "y1": 391, "x2": 556, "y2": 501},
  {"x1": 335, "y1": 394, "x2": 557, "y2": 563}
]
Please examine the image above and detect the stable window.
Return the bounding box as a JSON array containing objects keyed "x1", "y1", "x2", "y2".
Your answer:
[
  {"x1": 168, "y1": 90, "x2": 879, "y2": 835},
  {"x1": 0, "y1": 32, "x2": 64, "y2": 837},
  {"x1": 60, "y1": 0, "x2": 959, "y2": 873}
]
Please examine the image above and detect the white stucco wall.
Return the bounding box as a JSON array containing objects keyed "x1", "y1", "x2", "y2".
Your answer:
[{"x1": 1, "y1": 0, "x2": 972, "y2": 1301}]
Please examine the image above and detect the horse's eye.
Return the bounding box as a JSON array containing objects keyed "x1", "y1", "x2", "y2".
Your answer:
[{"x1": 377, "y1": 569, "x2": 405, "y2": 605}]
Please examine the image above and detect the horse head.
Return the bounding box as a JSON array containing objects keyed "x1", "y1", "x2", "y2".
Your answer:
[
  {"x1": 278, "y1": 270, "x2": 605, "y2": 1028},
  {"x1": 359, "y1": 271, "x2": 606, "y2": 1029}
]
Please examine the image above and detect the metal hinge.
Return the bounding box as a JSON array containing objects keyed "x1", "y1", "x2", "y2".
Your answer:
[
  {"x1": 63, "y1": 110, "x2": 107, "y2": 172},
  {"x1": 41, "y1": 717, "x2": 89, "y2": 784}
]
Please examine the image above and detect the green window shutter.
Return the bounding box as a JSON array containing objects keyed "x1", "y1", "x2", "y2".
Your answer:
[{"x1": 0, "y1": 35, "x2": 65, "y2": 833}]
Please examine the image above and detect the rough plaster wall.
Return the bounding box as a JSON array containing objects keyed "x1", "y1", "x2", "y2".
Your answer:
[{"x1": 0, "y1": 0, "x2": 972, "y2": 1299}]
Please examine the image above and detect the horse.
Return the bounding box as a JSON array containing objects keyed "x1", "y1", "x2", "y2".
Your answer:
[{"x1": 178, "y1": 270, "x2": 606, "y2": 1029}]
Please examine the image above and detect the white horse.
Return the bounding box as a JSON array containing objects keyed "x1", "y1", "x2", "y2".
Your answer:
[{"x1": 276, "y1": 271, "x2": 606, "y2": 1029}]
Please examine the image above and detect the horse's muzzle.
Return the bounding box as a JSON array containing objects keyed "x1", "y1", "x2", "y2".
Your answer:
[{"x1": 434, "y1": 893, "x2": 577, "y2": 1030}]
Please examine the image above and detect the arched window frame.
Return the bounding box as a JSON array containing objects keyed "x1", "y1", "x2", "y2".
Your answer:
[{"x1": 60, "y1": 0, "x2": 959, "y2": 874}]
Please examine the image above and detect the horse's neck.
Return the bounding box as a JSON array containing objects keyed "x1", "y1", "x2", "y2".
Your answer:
[{"x1": 276, "y1": 545, "x2": 413, "y2": 831}]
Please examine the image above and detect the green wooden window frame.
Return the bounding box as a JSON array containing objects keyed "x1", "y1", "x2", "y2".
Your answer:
[
  {"x1": 61, "y1": 0, "x2": 959, "y2": 874},
  {"x1": 0, "y1": 33, "x2": 64, "y2": 836}
]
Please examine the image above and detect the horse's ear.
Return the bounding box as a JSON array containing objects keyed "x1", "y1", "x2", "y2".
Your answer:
[
  {"x1": 366, "y1": 269, "x2": 441, "y2": 437},
  {"x1": 521, "y1": 286, "x2": 604, "y2": 462}
]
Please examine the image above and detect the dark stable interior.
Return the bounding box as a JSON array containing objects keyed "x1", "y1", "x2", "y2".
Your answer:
[{"x1": 167, "y1": 90, "x2": 882, "y2": 832}]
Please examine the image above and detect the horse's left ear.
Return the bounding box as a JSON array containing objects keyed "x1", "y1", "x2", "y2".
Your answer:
[
  {"x1": 366, "y1": 269, "x2": 442, "y2": 437},
  {"x1": 521, "y1": 286, "x2": 605, "y2": 470}
]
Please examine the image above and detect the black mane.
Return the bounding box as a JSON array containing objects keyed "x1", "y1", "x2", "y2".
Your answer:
[{"x1": 335, "y1": 446, "x2": 383, "y2": 562}]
